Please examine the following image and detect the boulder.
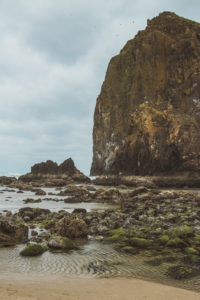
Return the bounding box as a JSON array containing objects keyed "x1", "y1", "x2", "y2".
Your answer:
[
  {"x1": 18, "y1": 207, "x2": 50, "y2": 221},
  {"x1": 35, "y1": 189, "x2": 46, "y2": 196},
  {"x1": 20, "y1": 243, "x2": 46, "y2": 256},
  {"x1": 0, "y1": 220, "x2": 28, "y2": 246},
  {"x1": 48, "y1": 236, "x2": 78, "y2": 250},
  {"x1": 56, "y1": 216, "x2": 88, "y2": 239}
]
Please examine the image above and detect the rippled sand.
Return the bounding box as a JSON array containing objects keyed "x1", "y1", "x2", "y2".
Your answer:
[
  {"x1": 1, "y1": 242, "x2": 200, "y2": 292},
  {"x1": 0, "y1": 276, "x2": 199, "y2": 300}
]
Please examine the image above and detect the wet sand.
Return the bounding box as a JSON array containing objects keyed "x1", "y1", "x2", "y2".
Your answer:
[{"x1": 0, "y1": 276, "x2": 199, "y2": 300}]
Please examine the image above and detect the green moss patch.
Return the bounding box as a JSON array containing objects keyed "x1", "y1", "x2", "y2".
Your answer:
[
  {"x1": 167, "y1": 237, "x2": 187, "y2": 248},
  {"x1": 129, "y1": 237, "x2": 152, "y2": 249},
  {"x1": 121, "y1": 246, "x2": 139, "y2": 254},
  {"x1": 20, "y1": 244, "x2": 46, "y2": 256},
  {"x1": 61, "y1": 237, "x2": 78, "y2": 250},
  {"x1": 104, "y1": 227, "x2": 126, "y2": 244}
]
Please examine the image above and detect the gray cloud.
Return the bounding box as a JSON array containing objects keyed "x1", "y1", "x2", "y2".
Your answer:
[{"x1": 0, "y1": 0, "x2": 199, "y2": 175}]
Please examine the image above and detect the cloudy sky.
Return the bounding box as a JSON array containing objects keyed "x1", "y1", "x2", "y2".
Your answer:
[{"x1": 0, "y1": 0, "x2": 199, "y2": 175}]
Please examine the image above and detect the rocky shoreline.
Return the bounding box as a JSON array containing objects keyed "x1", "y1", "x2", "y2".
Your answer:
[
  {"x1": 0, "y1": 177, "x2": 200, "y2": 282},
  {"x1": 92, "y1": 174, "x2": 200, "y2": 188}
]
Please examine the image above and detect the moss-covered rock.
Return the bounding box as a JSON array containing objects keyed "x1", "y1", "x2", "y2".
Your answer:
[
  {"x1": 104, "y1": 227, "x2": 126, "y2": 243},
  {"x1": 0, "y1": 220, "x2": 28, "y2": 246},
  {"x1": 159, "y1": 235, "x2": 169, "y2": 245},
  {"x1": 129, "y1": 237, "x2": 152, "y2": 249},
  {"x1": 166, "y1": 265, "x2": 200, "y2": 279},
  {"x1": 170, "y1": 226, "x2": 194, "y2": 239},
  {"x1": 121, "y1": 246, "x2": 139, "y2": 254},
  {"x1": 48, "y1": 236, "x2": 78, "y2": 250},
  {"x1": 62, "y1": 237, "x2": 78, "y2": 250},
  {"x1": 183, "y1": 254, "x2": 200, "y2": 264},
  {"x1": 186, "y1": 247, "x2": 199, "y2": 256},
  {"x1": 20, "y1": 243, "x2": 46, "y2": 256},
  {"x1": 193, "y1": 234, "x2": 200, "y2": 245},
  {"x1": 167, "y1": 237, "x2": 186, "y2": 248}
]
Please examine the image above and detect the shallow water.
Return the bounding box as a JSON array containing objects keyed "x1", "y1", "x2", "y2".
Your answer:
[
  {"x1": 0, "y1": 241, "x2": 200, "y2": 292},
  {"x1": 1, "y1": 185, "x2": 200, "y2": 292},
  {"x1": 0, "y1": 186, "x2": 115, "y2": 213}
]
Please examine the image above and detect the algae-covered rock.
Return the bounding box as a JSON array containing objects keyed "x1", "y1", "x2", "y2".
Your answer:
[
  {"x1": 0, "y1": 220, "x2": 28, "y2": 246},
  {"x1": 48, "y1": 236, "x2": 78, "y2": 250},
  {"x1": 121, "y1": 246, "x2": 139, "y2": 254},
  {"x1": 194, "y1": 234, "x2": 200, "y2": 245},
  {"x1": 159, "y1": 235, "x2": 169, "y2": 245},
  {"x1": 166, "y1": 265, "x2": 200, "y2": 280},
  {"x1": 129, "y1": 237, "x2": 152, "y2": 249},
  {"x1": 170, "y1": 226, "x2": 194, "y2": 238},
  {"x1": 186, "y1": 247, "x2": 199, "y2": 255},
  {"x1": 167, "y1": 237, "x2": 186, "y2": 248},
  {"x1": 104, "y1": 227, "x2": 126, "y2": 243},
  {"x1": 91, "y1": 12, "x2": 200, "y2": 175},
  {"x1": 20, "y1": 243, "x2": 46, "y2": 256}
]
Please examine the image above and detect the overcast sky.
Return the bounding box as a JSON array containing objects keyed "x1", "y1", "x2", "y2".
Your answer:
[{"x1": 0, "y1": 0, "x2": 199, "y2": 175}]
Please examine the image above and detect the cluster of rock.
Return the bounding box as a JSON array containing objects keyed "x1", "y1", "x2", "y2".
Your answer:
[
  {"x1": 91, "y1": 12, "x2": 200, "y2": 176},
  {"x1": 0, "y1": 208, "x2": 88, "y2": 254},
  {"x1": 2, "y1": 193, "x2": 198, "y2": 282},
  {"x1": 19, "y1": 158, "x2": 90, "y2": 185},
  {"x1": 0, "y1": 183, "x2": 200, "y2": 279},
  {"x1": 92, "y1": 175, "x2": 200, "y2": 188},
  {"x1": 0, "y1": 219, "x2": 28, "y2": 246},
  {"x1": 0, "y1": 176, "x2": 16, "y2": 185},
  {"x1": 1, "y1": 158, "x2": 90, "y2": 190}
]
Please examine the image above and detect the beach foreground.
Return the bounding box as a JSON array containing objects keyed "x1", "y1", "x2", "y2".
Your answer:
[{"x1": 0, "y1": 276, "x2": 199, "y2": 300}]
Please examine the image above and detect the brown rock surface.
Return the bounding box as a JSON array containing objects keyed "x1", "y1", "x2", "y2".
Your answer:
[
  {"x1": 56, "y1": 216, "x2": 88, "y2": 239},
  {"x1": 0, "y1": 176, "x2": 16, "y2": 185},
  {"x1": 19, "y1": 158, "x2": 90, "y2": 185},
  {"x1": 0, "y1": 220, "x2": 28, "y2": 246},
  {"x1": 91, "y1": 12, "x2": 200, "y2": 175}
]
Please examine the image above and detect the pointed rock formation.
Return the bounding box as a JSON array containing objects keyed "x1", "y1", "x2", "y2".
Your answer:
[
  {"x1": 19, "y1": 158, "x2": 90, "y2": 185},
  {"x1": 91, "y1": 12, "x2": 200, "y2": 175}
]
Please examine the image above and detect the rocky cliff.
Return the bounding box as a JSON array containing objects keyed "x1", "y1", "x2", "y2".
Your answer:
[{"x1": 91, "y1": 12, "x2": 200, "y2": 175}]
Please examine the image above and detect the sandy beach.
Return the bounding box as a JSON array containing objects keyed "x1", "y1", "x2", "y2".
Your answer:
[{"x1": 0, "y1": 276, "x2": 199, "y2": 300}]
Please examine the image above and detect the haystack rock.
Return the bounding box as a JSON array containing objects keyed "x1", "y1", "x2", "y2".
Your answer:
[{"x1": 91, "y1": 12, "x2": 200, "y2": 176}]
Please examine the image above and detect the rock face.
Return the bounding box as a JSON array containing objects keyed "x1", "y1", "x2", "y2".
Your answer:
[
  {"x1": 0, "y1": 220, "x2": 28, "y2": 246},
  {"x1": 19, "y1": 158, "x2": 90, "y2": 184},
  {"x1": 91, "y1": 12, "x2": 200, "y2": 175},
  {"x1": 0, "y1": 176, "x2": 16, "y2": 185}
]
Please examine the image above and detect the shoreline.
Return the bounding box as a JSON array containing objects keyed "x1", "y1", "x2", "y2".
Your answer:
[{"x1": 0, "y1": 276, "x2": 199, "y2": 300}]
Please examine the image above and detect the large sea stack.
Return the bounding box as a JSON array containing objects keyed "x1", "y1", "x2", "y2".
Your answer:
[{"x1": 91, "y1": 12, "x2": 200, "y2": 175}]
